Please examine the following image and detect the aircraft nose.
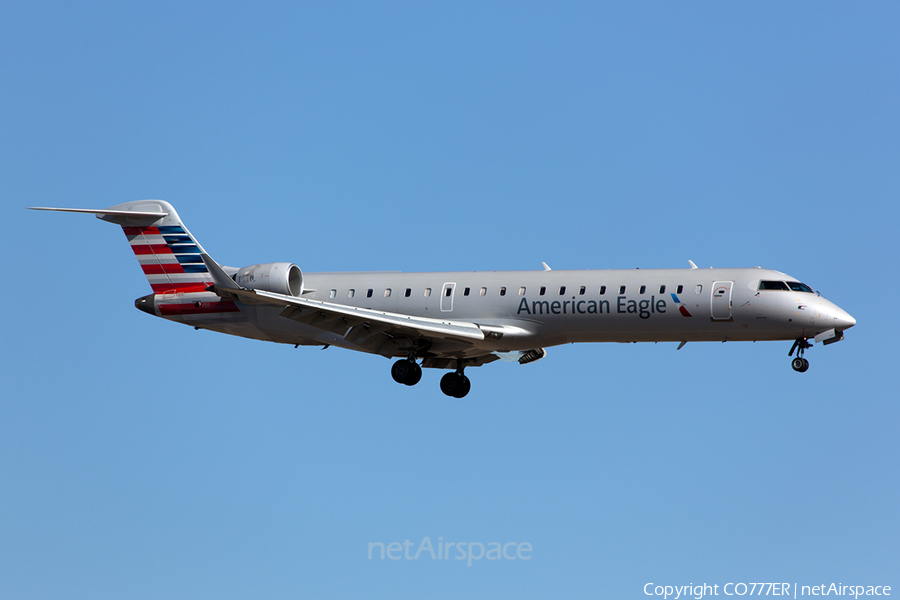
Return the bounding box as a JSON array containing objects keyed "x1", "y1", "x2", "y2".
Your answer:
[{"x1": 834, "y1": 307, "x2": 856, "y2": 330}]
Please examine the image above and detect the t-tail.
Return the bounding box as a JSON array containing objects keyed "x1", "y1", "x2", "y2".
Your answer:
[{"x1": 30, "y1": 200, "x2": 214, "y2": 294}]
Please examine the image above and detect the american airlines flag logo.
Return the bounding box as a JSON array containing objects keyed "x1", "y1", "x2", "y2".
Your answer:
[
  {"x1": 123, "y1": 225, "x2": 212, "y2": 294},
  {"x1": 670, "y1": 293, "x2": 693, "y2": 317}
]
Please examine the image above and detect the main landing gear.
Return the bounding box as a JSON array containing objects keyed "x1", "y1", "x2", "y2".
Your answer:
[
  {"x1": 391, "y1": 351, "x2": 422, "y2": 386},
  {"x1": 439, "y1": 369, "x2": 471, "y2": 399},
  {"x1": 390, "y1": 354, "x2": 471, "y2": 397},
  {"x1": 788, "y1": 338, "x2": 811, "y2": 373}
]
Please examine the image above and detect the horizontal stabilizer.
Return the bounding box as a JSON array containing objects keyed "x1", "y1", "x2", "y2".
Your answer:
[
  {"x1": 28, "y1": 206, "x2": 169, "y2": 218},
  {"x1": 30, "y1": 200, "x2": 215, "y2": 293}
]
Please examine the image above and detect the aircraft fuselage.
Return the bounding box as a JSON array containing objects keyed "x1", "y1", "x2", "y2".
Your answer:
[{"x1": 149, "y1": 266, "x2": 855, "y2": 359}]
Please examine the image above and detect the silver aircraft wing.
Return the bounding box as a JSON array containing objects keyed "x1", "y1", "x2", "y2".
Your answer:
[
  {"x1": 200, "y1": 255, "x2": 486, "y2": 351},
  {"x1": 253, "y1": 289, "x2": 485, "y2": 341}
]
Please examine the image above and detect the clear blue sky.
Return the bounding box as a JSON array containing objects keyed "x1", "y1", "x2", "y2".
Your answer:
[{"x1": 2, "y1": 2, "x2": 897, "y2": 599}]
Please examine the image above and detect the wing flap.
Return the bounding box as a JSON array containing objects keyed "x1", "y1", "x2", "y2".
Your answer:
[{"x1": 253, "y1": 288, "x2": 485, "y2": 341}]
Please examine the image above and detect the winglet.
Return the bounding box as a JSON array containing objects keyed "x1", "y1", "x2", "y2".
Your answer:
[{"x1": 688, "y1": 260, "x2": 698, "y2": 269}]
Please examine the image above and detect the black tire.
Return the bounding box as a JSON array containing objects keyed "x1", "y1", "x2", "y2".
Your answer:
[
  {"x1": 455, "y1": 375, "x2": 471, "y2": 398},
  {"x1": 440, "y1": 372, "x2": 462, "y2": 396},
  {"x1": 791, "y1": 357, "x2": 805, "y2": 372},
  {"x1": 407, "y1": 362, "x2": 423, "y2": 386},
  {"x1": 800, "y1": 358, "x2": 810, "y2": 373},
  {"x1": 391, "y1": 360, "x2": 412, "y2": 384}
]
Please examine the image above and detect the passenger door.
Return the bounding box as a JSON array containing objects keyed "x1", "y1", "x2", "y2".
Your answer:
[{"x1": 711, "y1": 281, "x2": 733, "y2": 320}]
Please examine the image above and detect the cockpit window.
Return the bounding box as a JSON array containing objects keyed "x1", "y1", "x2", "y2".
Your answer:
[
  {"x1": 759, "y1": 280, "x2": 789, "y2": 291},
  {"x1": 787, "y1": 282, "x2": 814, "y2": 293}
]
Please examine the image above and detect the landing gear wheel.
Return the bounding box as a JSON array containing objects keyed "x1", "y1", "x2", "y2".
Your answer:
[
  {"x1": 391, "y1": 359, "x2": 422, "y2": 386},
  {"x1": 791, "y1": 357, "x2": 810, "y2": 373},
  {"x1": 440, "y1": 372, "x2": 471, "y2": 398},
  {"x1": 457, "y1": 375, "x2": 471, "y2": 398},
  {"x1": 789, "y1": 338, "x2": 812, "y2": 373},
  {"x1": 407, "y1": 362, "x2": 423, "y2": 385}
]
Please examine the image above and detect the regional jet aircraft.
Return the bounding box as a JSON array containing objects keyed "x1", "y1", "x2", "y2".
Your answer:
[{"x1": 30, "y1": 201, "x2": 856, "y2": 397}]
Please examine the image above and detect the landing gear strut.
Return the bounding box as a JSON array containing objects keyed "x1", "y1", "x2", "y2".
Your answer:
[
  {"x1": 440, "y1": 361, "x2": 471, "y2": 398},
  {"x1": 788, "y1": 338, "x2": 811, "y2": 373},
  {"x1": 391, "y1": 351, "x2": 422, "y2": 386}
]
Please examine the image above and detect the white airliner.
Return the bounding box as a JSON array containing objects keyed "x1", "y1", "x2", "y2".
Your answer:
[{"x1": 30, "y1": 200, "x2": 856, "y2": 397}]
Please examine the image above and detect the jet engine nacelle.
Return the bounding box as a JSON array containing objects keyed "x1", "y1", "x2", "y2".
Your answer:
[{"x1": 235, "y1": 262, "x2": 303, "y2": 297}]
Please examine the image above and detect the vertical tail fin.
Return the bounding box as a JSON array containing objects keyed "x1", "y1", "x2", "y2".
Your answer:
[{"x1": 30, "y1": 200, "x2": 214, "y2": 294}]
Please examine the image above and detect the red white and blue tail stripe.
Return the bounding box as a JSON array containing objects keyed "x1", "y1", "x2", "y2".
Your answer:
[
  {"x1": 75, "y1": 200, "x2": 210, "y2": 294},
  {"x1": 124, "y1": 221, "x2": 212, "y2": 294},
  {"x1": 29, "y1": 200, "x2": 215, "y2": 294},
  {"x1": 29, "y1": 201, "x2": 245, "y2": 322}
]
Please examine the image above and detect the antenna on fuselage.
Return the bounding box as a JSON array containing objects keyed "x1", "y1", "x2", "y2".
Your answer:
[
  {"x1": 541, "y1": 262, "x2": 552, "y2": 271},
  {"x1": 688, "y1": 260, "x2": 698, "y2": 269}
]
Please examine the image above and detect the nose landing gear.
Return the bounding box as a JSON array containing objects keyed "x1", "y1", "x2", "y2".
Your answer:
[{"x1": 789, "y1": 338, "x2": 811, "y2": 373}]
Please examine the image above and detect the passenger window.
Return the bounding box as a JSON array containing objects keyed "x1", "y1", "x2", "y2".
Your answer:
[
  {"x1": 384, "y1": 289, "x2": 391, "y2": 298},
  {"x1": 499, "y1": 287, "x2": 506, "y2": 296},
  {"x1": 464, "y1": 287, "x2": 470, "y2": 296},
  {"x1": 329, "y1": 289, "x2": 336, "y2": 298},
  {"x1": 518, "y1": 287, "x2": 526, "y2": 296},
  {"x1": 619, "y1": 286, "x2": 626, "y2": 294},
  {"x1": 348, "y1": 289, "x2": 355, "y2": 298},
  {"x1": 405, "y1": 288, "x2": 411, "y2": 297},
  {"x1": 579, "y1": 286, "x2": 586, "y2": 295},
  {"x1": 639, "y1": 285, "x2": 646, "y2": 294},
  {"x1": 599, "y1": 286, "x2": 606, "y2": 295},
  {"x1": 366, "y1": 289, "x2": 373, "y2": 298},
  {"x1": 445, "y1": 287, "x2": 452, "y2": 297},
  {"x1": 676, "y1": 285, "x2": 683, "y2": 294},
  {"x1": 539, "y1": 286, "x2": 546, "y2": 296},
  {"x1": 659, "y1": 285, "x2": 666, "y2": 294},
  {"x1": 424, "y1": 288, "x2": 432, "y2": 297},
  {"x1": 480, "y1": 287, "x2": 487, "y2": 296},
  {"x1": 559, "y1": 286, "x2": 566, "y2": 295},
  {"x1": 695, "y1": 285, "x2": 702, "y2": 294}
]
